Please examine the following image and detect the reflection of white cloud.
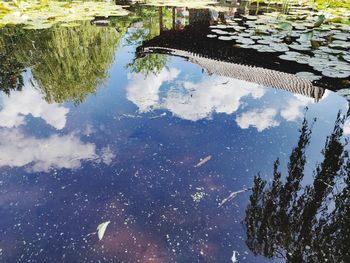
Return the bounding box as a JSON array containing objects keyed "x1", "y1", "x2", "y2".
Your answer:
[
  {"x1": 344, "y1": 120, "x2": 350, "y2": 136},
  {"x1": 236, "y1": 108, "x2": 279, "y2": 132},
  {"x1": 127, "y1": 69, "x2": 265, "y2": 121},
  {"x1": 164, "y1": 77, "x2": 265, "y2": 121},
  {"x1": 127, "y1": 68, "x2": 180, "y2": 112},
  {"x1": 280, "y1": 94, "x2": 314, "y2": 122},
  {"x1": 0, "y1": 129, "x2": 97, "y2": 172},
  {"x1": 100, "y1": 146, "x2": 116, "y2": 165},
  {"x1": 0, "y1": 84, "x2": 69, "y2": 130}
]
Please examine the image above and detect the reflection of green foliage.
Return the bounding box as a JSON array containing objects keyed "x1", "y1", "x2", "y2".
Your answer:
[
  {"x1": 28, "y1": 23, "x2": 122, "y2": 103},
  {"x1": 125, "y1": 5, "x2": 160, "y2": 46},
  {"x1": 0, "y1": 53, "x2": 24, "y2": 95},
  {"x1": 0, "y1": 27, "x2": 25, "y2": 95},
  {"x1": 245, "y1": 112, "x2": 350, "y2": 262},
  {"x1": 127, "y1": 53, "x2": 168, "y2": 75},
  {"x1": 0, "y1": 22, "x2": 125, "y2": 103},
  {"x1": 125, "y1": 6, "x2": 168, "y2": 75}
]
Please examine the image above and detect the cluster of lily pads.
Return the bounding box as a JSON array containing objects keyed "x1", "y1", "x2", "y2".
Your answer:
[
  {"x1": 136, "y1": 0, "x2": 217, "y2": 9},
  {"x1": 0, "y1": 1, "x2": 129, "y2": 29},
  {"x1": 207, "y1": 10, "x2": 350, "y2": 79}
]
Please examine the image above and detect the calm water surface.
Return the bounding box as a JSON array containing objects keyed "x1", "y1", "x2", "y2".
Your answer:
[{"x1": 0, "y1": 5, "x2": 350, "y2": 263}]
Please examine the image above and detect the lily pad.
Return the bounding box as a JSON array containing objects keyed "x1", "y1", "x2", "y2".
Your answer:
[
  {"x1": 322, "y1": 69, "x2": 350, "y2": 78},
  {"x1": 296, "y1": 72, "x2": 322, "y2": 81},
  {"x1": 0, "y1": 1, "x2": 129, "y2": 29},
  {"x1": 218, "y1": 36, "x2": 233, "y2": 41}
]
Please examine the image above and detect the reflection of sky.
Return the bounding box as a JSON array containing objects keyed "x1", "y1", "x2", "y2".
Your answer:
[
  {"x1": 0, "y1": 30, "x2": 349, "y2": 263},
  {"x1": 0, "y1": 76, "x2": 69, "y2": 130}
]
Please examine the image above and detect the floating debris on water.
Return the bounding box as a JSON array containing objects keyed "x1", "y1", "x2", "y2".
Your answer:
[
  {"x1": 231, "y1": 250, "x2": 239, "y2": 262},
  {"x1": 218, "y1": 189, "x2": 250, "y2": 208},
  {"x1": 97, "y1": 221, "x2": 110, "y2": 241},
  {"x1": 191, "y1": 191, "x2": 206, "y2": 202},
  {"x1": 194, "y1": 155, "x2": 212, "y2": 168}
]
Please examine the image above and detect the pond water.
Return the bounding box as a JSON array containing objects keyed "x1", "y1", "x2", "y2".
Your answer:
[{"x1": 1, "y1": 3, "x2": 350, "y2": 263}]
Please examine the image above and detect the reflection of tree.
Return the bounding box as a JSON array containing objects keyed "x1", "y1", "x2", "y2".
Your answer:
[
  {"x1": 0, "y1": 27, "x2": 25, "y2": 95},
  {"x1": 125, "y1": 5, "x2": 168, "y2": 75},
  {"x1": 1, "y1": 22, "x2": 124, "y2": 104},
  {"x1": 29, "y1": 22, "x2": 122, "y2": 104},
  {"x1": 245, "y1": 112, "x2": 350, "y2": 262},
  {"x1": 127, "y1": 53, "x2": 168, "y2": 75}
]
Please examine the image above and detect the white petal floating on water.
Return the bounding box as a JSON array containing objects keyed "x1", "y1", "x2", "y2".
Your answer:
[
  {"x1": 231, "y1": 250, "x2": 239, "y2": 263},
  {"x1": 97, "y1": 221, "x2": 110, "y2": 241},
  {"x1": 194, "y1": 155, "x2": 212, "y2": 168},
  {"x1": 207, "y1": 34, "x2": 217, "y2": 38}
]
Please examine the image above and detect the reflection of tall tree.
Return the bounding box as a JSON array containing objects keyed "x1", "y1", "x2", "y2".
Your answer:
[
  {"x1": 0, "y1": 27, "x2": 26, "y2": 95},
  {"x1": 125, "y1": 6, "x2": 168, "y2": 75},
  {"x1": 245, "y1": 112, "x2": 350, "y2": 262},
  {"x1": 29, "y1": 22, "x2": 122, "y2": 104},
  {"x1": 1, "y1": 22, "x2": 124, "y2": 103}
]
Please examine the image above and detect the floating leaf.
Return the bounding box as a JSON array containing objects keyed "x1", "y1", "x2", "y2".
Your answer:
[
  {"x1": 194, "y1": 155, "x2": 212, "y2": 168},
  {"x1": 97, "y1": 221, "x2": 110, "y2": 241},
  {"x1": 219, "y1": 189, "x2": 250, "y2": 208},
  {"x1": 277, "y1": 21, "x2": 292, "y2": 31}
]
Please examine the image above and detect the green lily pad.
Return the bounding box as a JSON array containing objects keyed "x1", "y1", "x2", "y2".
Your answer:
[
  {"x1": 329, "y1": 40, "x2": 350, "y2": 50},
  {"x1": 0, "y1": 1, "x2": 129, "y2": 29},
  {"x1": 296, "y1": 72, "x2": 322, "y2": 81},
  {"x1": 218, "y1": 36, "x2": 233, "y2": 41},
  {"x1": 322, "y1": 69, "x2": 350, "y2": 78}
]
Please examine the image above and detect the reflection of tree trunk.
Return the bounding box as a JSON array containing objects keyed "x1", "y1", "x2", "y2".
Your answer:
[
  {"x1": 159, "y1": 7, "x2": 163, "y2": 33},
  {"x1": 172, "y1": 7, "x2": 175, "y2": 30}
]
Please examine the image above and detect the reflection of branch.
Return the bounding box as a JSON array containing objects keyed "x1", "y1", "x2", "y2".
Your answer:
[{"x1": 244, "y1": 111, "x2": 349, "y2": 262}]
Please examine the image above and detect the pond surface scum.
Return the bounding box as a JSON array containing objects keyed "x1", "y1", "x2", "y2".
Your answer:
[{"x1": 0, "y1": 0, "x2": 350, "y2": 262}]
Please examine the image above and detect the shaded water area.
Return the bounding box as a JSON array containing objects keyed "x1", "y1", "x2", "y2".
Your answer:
[{"x1": 1, "y1": 2, "x2": 350, "y2": 262}]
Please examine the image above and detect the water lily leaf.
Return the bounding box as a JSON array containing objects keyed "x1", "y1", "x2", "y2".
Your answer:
[
  {"x1": 339, "y1": 54, "x2": 350, "y2": 63},
  {"x1": 236, "y1": 38, "x2": 255, "y2": 45},
  {"x1": 97, "y1": 221, "x2": 110, "y2": 241},
  {"x1": 289, "y1": 43, "x2": 311, "y2": 51},
  {"x1": 322, "y1": 69, "x2": 350, "y2": 78},
  {"x1": 296, "y1": 72, "x2": 322, "y2": 81},
  {"x1": 218, "y1": 36, "x2": 233, "y2": 41},
  {"x1": 329, "y1": 40, "x2": 350, "y2": 50},
  {"x1": 0, "y1": 1, "x2": 129, "y2": 29},
  {"x1": 277, "y1": 21, "x2": 292, "y2": 31}
]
